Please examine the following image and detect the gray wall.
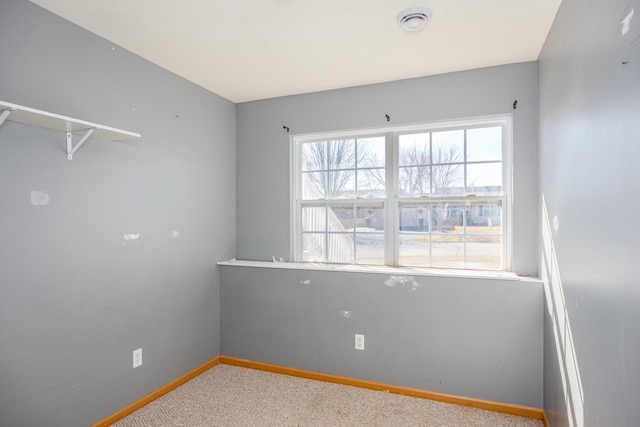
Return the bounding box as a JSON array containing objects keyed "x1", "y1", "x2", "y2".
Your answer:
[
  {"x1": 0, "y1": 1, "x2": 235, "y2": 426},
  {"x1": 232, "y1": 60, "x2": 543, "y2": 407},
  {"x1": 220, "y1": 265, "x2": 543, "y2": 407},
  {"x1": 538, "y1": 0, "x2": 640, "y2": 425},
  {"x1": 236, "y1": 61, "x2": 539, "y2": 275}
]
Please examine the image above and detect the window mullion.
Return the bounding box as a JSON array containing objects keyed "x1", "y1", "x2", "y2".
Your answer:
[
  {"x1": 503, "y1": 122, "x2": 513, "y2": 271},
  {"x1": 386, "y1": 131, "x2": 398, "y2": 266},
  {"x1": 429, "y1": 132, "x2": 433, "y2": 195},
  {"x1": 463, "y1": 130, "x2": 467, "y2": 268},
  {"x1": 292, "y1": 138, "x2": 301, "y2": 261},
  {"x1": 428, "y1": 202, "x2": 433, "y2": 267},
  {"x1": 353, "y1": 201, "x2": 357, "y2": 263},
  {"x1": 463, "y1": 129, "x2": 468, "y2": 196},
  {"x1": 463, "y1": 201, "x2": 467, "y2": 268},
  {"x1": 323, "y1": 204, "x2": 328, "y2": 263},
  {"x1": 428, "y1": 133, "x2": 433, "y2": 267}
]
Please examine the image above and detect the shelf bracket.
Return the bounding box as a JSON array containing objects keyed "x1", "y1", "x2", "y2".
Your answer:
[
  {"x1": 1, "y1": 100, "x2": 140, "y2": 160},
  {"x1": 0, "y1": 108, "x2": 14, "y2": 127},
  {"x1": 66, "y1": 128, "x2": 95, "y2": 160}
]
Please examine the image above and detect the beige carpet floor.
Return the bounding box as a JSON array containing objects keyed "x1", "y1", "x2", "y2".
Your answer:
[{"x1": 112, "y1": 364, "x2": 544, "y2": 426}]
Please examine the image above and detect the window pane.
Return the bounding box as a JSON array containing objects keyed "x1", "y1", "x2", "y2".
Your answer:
[
  {"x1": 432, "y1": 130, "x2": 463, "y2": 165},
  {"x1": 302, "y1": 171, "x2": 327, "y2": 199},
  {"x1": 302, "y1": 141, "x2": 326, "y2": 171},
  {"x1": 355, "y1": 233, "x2": 384, "y2": 265},
  {"x1": 431, "y1": 203, "x2": 464, "y2": 234},
  {"x1": 399, "y1": 166, "x2": 430, "y2": 197},
  {"x1": 327, "y1": 233, "x2": 354, "y2": 263},
  {"x1": 357, "y1": 169, "x2": 385, "y2": 198},
  {"x1": 356, "y1": 205, "x2": 384, "y2": 231},
  {"x1": 328, "y1": 139, "x2": 356, "y2": 170},
  {"x1": 302, "y1": 233, "x2": 325, "y2": 262},
  {"x1": 431, "y1": 235, "x2": 464, "y2": 268},
  {"x1": 328, "y1": 206, "x2": 354, "y2": 231},
  {"x1": 399, "y1": 133, "x2": 430, "y2": 166},
  {"x1": 466, "y1": 201, "x2": 502, "y2": 232},
  {"x1": 328, "y1": 170, "x2": 355, "y2": 199},
  {"x1": 296, "y1": 118, "x2": 508, "y2": 271},
  {"x1": 466, "y1": 163, "x2": 502, "y2": 195},
  {"x1": 431, "y1": 164, "x2": 464, "y2": 196},
  {"x1": 399, "y1": 205, "x2": 429, "y2": 232},
  {"x1": 466, "y1": 235, "x2": 501, "y2": 270},
  {"x1": 467, "y1": 127, "x2": 502, "y2": 162},
  {"x1": 301, "y1": 206, "x2": 326, "y2": 231},
  {"x1": 399, "y1": 234, "x2": 430, "y2": 267},
  {"x1": 357, "y1": 137, "x2": 385, "y2": 168}
]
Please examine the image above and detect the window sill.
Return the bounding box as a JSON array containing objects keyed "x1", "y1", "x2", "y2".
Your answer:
[{"x1": 217, "y1": 259, "x2": 540, "y2": 283}]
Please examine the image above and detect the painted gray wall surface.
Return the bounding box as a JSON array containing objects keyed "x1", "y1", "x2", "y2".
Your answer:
[
  {"x1": 0, "y1": 2, "x2": 235, "y2": 426},
  {"x1": 538, "y1": 0, "x2": 640, "y2": 425},
  {"x1": 220, "y1": 265, "x2": 543, "y2": 407},
  {"x1": 236, "y1": 62, "x2": 539, "y2": 275}
]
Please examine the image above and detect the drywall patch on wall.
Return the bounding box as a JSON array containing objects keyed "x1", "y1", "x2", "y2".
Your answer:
[
  {"x1": 30, "y1": 190, "x2": 50, "y2": 206},
  {"x1": 384, "y1": 275, "x2": 422, "y2": 290},
  {"x1": 300, "y1": 279, "x2": 311, "y2": 285},
  {"x1": 621, "y1": 9, "x2": 634, "y2": 35},
  {"x1": 171, "y1": 230, "x2": 181, "y2": 238},
  {"x1": 340, "y1": 310, "x2": 352, "y2": 318},
  {"x1": 123, "y1": 233, "x2": 140, "y2": 241}
]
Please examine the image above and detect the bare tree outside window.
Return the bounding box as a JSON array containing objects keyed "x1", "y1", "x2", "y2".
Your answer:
[
  {"x1": 303, "y1": 140, "x2": 378, "y2": 198},
  {"x1": 398, "y1": 139, "x2": 463, "y2": 196},
  {"x1": 431, "y1": 144, "x2": 463, "y2": 195},
  {"x1": 399, "y1": 143, "x2": 431, "y2": 196},
  {"x1": 306, "y1": 136, "x2": 464, "y2": 198}
]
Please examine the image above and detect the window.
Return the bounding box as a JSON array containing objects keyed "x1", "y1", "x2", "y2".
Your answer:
[{"x1": 291, "y1": 116, "x2": 511, "y2": 271}]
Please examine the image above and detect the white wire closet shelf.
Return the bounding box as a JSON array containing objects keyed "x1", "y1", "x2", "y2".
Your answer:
[{"x1": 0, "y1": 100, "x2": 141, "y2": 160}]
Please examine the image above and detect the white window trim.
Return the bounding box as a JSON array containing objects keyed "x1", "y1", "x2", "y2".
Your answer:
[{"x1": 290, "y1": 114, "x2": 513, "y2": 272}]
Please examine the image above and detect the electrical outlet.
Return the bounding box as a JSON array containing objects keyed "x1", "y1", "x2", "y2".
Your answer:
[
  {"x1": 133, "y1": 348, "x2": 142, "y2": 368},
  {"x1": 355, "y1": 334, "x2": 365, "y2": 350}
]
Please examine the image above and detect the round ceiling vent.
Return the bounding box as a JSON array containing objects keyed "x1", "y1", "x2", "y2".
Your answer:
[{"x1": 397, "y1": 7, "x2": 433, "y2": 32}]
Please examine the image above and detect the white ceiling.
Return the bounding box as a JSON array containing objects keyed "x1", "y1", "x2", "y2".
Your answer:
[{"x1": 31, "y1": 0, "x2": 561, "y2": 103}]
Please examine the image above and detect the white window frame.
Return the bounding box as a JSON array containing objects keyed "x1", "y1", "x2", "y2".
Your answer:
[{"x1": 290, "y1": 115, "x2": 513, "y2": 271}]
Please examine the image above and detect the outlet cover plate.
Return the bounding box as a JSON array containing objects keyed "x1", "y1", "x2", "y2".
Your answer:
[
  {"x1": 355, "y1": 334, "x2": 365, "y2": 350},
  {"x1": 133, "y1": 348, "x2": 142, "y2": 368}
]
